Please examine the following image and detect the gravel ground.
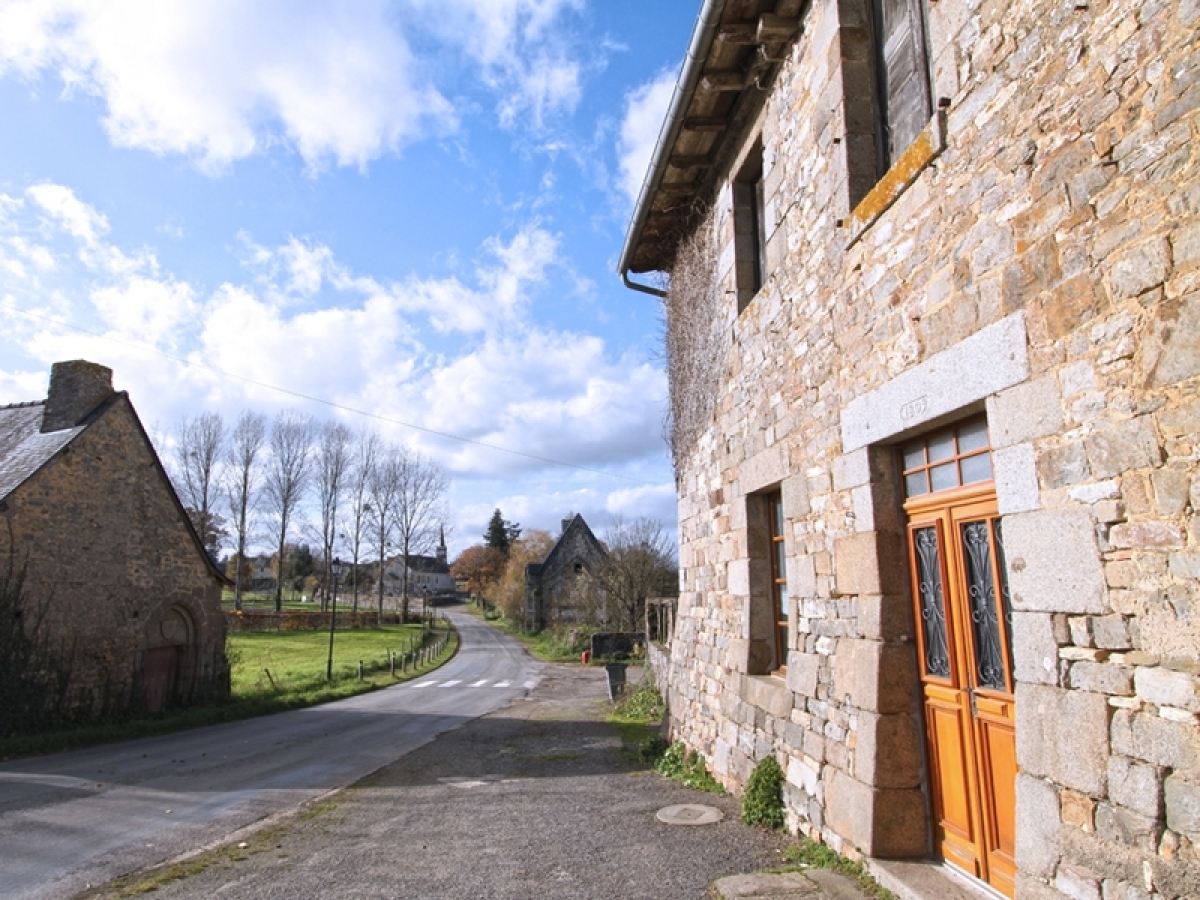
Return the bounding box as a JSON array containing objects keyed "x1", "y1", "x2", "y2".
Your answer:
[{"x1": 86, "y1": 664, "x2": 863, "y2": 900}]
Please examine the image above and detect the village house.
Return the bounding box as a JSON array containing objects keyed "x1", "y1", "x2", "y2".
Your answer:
[
  {"x1": 620, "y1": 1, "x2": 1199, "y2": 898},
  {"x1": 380, "y1": 529, "x2": 456, "y2": 599},
  {"x1": 524, "y1": 514, "x2": 608, "y2": 631},
  {"x1": 0, "y1": 360, "x2": 229, "y2": 720}
]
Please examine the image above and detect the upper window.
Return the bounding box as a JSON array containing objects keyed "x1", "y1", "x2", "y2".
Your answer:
[
  {"x1": 733, "y1": 139, "x2": 766, "y2": 313},
  {"x1": 871, "y1": 0, "x2": 933, "y2": 172},
  {"x1": 900, "y1": 418, "x2": 993, "y2": 499}
]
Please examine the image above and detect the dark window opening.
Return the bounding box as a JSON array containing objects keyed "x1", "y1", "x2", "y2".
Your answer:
[{"x1": 733, "y1": 139, "x2": 766, "y2": 313}]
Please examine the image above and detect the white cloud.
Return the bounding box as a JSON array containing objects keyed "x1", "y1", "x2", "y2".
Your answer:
[
  {"x1": 0, "y1": 1, "x2": 455, "y2": 172},
  {"x1": 27, "y1": 182, "x2": 109, "y2": 247},
  {"x1": 403, "y1": 0, "x2": 586, "y2": 127},
  {"x1": 617, "y1": 69, "x2": 676, "y2": 207}
]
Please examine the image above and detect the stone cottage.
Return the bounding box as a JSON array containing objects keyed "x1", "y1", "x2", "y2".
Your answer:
[
  {"x1": 0, "y1": 360, "x2": 229, "y2": 720},
  {"x1": 524, "y1": 514, "x2": 608, "y2": 631},
  {"x1": 619, "y1": 1, "x2": 1199, "y2": 898}
]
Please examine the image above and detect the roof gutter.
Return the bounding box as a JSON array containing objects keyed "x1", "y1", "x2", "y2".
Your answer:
[{"x1": 618, "y1": 0, "x2": 729, "y2": 296}]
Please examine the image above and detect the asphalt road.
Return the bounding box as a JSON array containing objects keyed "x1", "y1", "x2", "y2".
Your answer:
[{"x1": 0, "y1": 608, "x2": 539, "y2": 900}]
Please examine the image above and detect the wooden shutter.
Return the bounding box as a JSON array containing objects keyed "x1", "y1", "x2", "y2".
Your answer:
[{"x1": 875, "y1": 0, "x2": 932, "y2": 164}]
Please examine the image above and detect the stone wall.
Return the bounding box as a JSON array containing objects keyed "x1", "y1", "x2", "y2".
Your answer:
[
  {"x1": 3, "y1": 394, "x2": 228, "y2": 718},
  {"x1": 658, "y1": 0, "x2": 1200, "y2": 896}
]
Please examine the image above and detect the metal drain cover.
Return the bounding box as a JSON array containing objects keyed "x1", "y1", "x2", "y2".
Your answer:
[{"x1": 656, "y1": 803, "x2": 724, "y2": 826}]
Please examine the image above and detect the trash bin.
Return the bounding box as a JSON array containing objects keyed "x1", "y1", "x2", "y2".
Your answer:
[{"x1": 605, "y1": 662, "x2": 627, "y2": 700}]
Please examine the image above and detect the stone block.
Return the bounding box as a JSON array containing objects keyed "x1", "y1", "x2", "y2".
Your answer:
[
  {"x1": 1091, "y1": 615, "x2": 1132, "y2": 650},
  {"x1": 856, "y1": 594, "x2": 914, "y2": 642},
  {"x1": 1108, "y1": 237, "x2": 1170, "y2": 298},
  {"x1": 994, "y1": 442, "x2": 1040, "y2": 514},
  {"x1": 743, "y1": 674, "x2": 792, "y2": 719},
  {"x1": 1108, "y1": 522, "x2": 1184, "y2": 551},
  {"x1": 1038, "y1": 441, "x2": 1091, "y2": 488},
  {"x1": 1061, "y1": 790, "x2": 1096, "y2": 831},
  {"x1": 825, "y1": 768, "x2": 927, "y2": 857},
  {"x1": 1134, "y1": 666, "x2": 1200, "y2": 712},
  {"x1": 1110, "y1": 710, "x2": 1200, "y2": 777},
  {"x1": 1165, "y1": 775, "x2": 1200, "y2": 835},
  {"x1": 782, "y1": 473, "x2": 810, "y2": 519},
  {"x1": 1017, "y1": 683, "x2": 1110, "y2": 795},
  {"x1": 988, "y1": 375, "x2": 1064, "y2": 449},
  {"x1": 786, "y1": 650, "x2": 820, "y2": 697},
  {"x1": 1016, "y1": 773, "x2": 1061, "y2": 878},
  {"x1": 1069, "y1": 661, "x2": 1133, "y2": 695},
  {"x1": 833, "y1": 531, "x2": 905, "y2": 597},
  {"x1": 728, "y1": 558, "x2": 751, "y2": 596},
  {"x1": 1107, "y1": 756, "x2": 1162, "y2": 819},
  {"x1": 1004, "y1": 508, "x2": 1107, "y2": 614},
  {"x1": 1083, "y1": 417, "x2": 1162, "y2": 480},
  {"x1": 1013, "y1": 611, "x2": 1062, "y2": 686},
  {"x1": 786, "y1": 753, "x2": 820, "y2": 797},
  {"x1": 832, "y1": 448, "x2": 870, "y2": 491},
  {"x1": 740, "y1": 445, "x2": 788, "y2": 495},
  {"x1": 840, "y1": 313, "x2": 1029, "y2": 452},
  {"x1": 1055, "y1": 863, "x2": 1102, "y2": 900},
  {"x1": 832, "y1": 639, "x2": 916, "y2": 714},
  {"x1": 1151, "y1": 468, "x2": 1191, "y2": 517},
  {"x1": 853, "y1": 712, "x2": 922, "y2": 789}
]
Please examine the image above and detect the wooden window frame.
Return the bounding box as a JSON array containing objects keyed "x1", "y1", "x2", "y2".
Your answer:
[
  {"x1": 733, "y1": 138, "x2": 766, "y2": 313},
  {"x1": 767, "y1": 491, "x2": 788, "y2": 675}
]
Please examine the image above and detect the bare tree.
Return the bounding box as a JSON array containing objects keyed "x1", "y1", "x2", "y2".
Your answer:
[
  {"x1": 346, "y1": 429, "x2": 381, "y2": 612},
  {"x1": 365, "y1": 445, "x2": 402, "y2": 616},
  {"x1": 226, "y1": 410, "x2": 267, "y2": 612},
  {"x1": 314, "y1": 421, "x2": 352, "y2": 611},
  {"x1": 174, "y1": 412, "x2": 226, "y2": 556},
  {"x1": 394, "y1": 447, "x2": 448, "y2": 620},
  {"x1": 592, "y1": 517, "x2": 679, "y2": 631},
  {"x1": 265, "y1": 411, "x2": 315, "y2": 612}
]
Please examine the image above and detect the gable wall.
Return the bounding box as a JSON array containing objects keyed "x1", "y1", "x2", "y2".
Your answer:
[
  {"x1": 660, "y1": 0, "x2": 1199, "y2": 895},
  {"x1": 2, "y1": 396, "x2": 228, "y2": 717}
]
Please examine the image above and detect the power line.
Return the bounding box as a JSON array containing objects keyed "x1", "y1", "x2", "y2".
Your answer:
[{"x1": 0, "y1": 300, "x2": 660, "y2": 485}]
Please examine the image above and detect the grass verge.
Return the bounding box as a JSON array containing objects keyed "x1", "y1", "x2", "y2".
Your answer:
[
  {"x1": 0, "y1": 623, "x2": 458, "y2": 760},
  {"x1": 470, "y1": 610, "x2": 585, "y2": 663}
]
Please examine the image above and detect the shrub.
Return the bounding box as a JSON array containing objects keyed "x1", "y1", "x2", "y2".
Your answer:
[
  {"x1": 655, "y1": 741, "x2": 724, "y2": 793},
  {"x1": 742, "y1": 755, "x2": 785, "y2": 829}
]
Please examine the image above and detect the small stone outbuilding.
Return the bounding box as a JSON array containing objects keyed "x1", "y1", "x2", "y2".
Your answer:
[
  {"x1": 524, "y1": 514, "x2": 608, "y2": 631},
  {"x1": 0, "y1": 360, "x2": 229, "y2": 722},
  {"x1": 620, "y1": 1, "x2": 1200, "y2": 898}
]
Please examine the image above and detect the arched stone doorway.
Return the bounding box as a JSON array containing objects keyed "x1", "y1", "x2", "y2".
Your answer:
[{"x1": 142, "y1": 606, "x2": 195, "y2": 712}]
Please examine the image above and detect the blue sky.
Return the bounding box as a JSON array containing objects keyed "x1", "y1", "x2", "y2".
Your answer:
[{"x1": 0, "y1": 0, "x2": 695, "y2": 556}]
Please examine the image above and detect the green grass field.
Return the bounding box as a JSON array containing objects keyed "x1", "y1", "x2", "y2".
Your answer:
[
  {"x1": 0, "y1": 621, "x2": 457, "y2": 760},
  {"x1": 231, "y1": 624, "x2": 432, "y2": 694}
]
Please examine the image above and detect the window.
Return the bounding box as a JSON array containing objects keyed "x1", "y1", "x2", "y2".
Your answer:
[
  {"x1": 767, "y1": 492, "x2": 789, "y2": 674},
  {"x1": 871, "y1": 0, "x2": 932, "y2": 172},
  {"x1": 733, "y1": 138, "x2": 766, "y2": 313}
]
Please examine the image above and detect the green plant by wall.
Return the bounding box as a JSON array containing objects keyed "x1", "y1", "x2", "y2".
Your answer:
[
  {"x1": 654, "y1": 741, "x2": 724, "y2": 793},
  {"x1": 779, "y1": 838, "x2": 897, "y2": 900},
  {"x1": 742, "y1": 755, "x2": 785, "y2": 829}
]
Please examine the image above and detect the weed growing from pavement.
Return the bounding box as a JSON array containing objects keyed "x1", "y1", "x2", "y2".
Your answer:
[
  {"x1": 778, "y1": 838, "x2": 897, "y2": 900},
  {"x1": 655, "y1": 741, "x2": 725, "y2": 793},
  {"x1": 607, "y1": 678, "x2": 666, "y2": 761},
  {"x1": 742, "y1": 755, "x2": 786, "y2": 829}
]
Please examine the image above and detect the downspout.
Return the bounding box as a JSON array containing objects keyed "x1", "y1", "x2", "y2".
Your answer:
[{"x1": 618, "y1": 0, "x2": 729, "y2": 297}]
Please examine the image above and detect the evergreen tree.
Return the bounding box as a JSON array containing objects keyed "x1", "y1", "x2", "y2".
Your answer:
[{"x1": 484, "y1": 508, "x2": 520, "y2": 555}]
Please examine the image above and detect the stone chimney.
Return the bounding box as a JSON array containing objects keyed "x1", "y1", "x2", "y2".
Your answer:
[
  {"x1": 41, "y1": 360, "x2": 115, "y2": 433},
  {"x1": 561, "y1": 515, "x2": 575, "y2": 534}
]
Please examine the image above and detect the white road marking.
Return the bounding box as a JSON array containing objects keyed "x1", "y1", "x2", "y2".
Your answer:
[
  {"x1": 493, "y1": 680, "x2": 511, "y2": 688},
  {"x1": 411, "y1": 680, "x2": 439, "y2": 688},
  {"x1": 438, "y1": 680, "x2": 462, "y2": 688},
  {"x1": 523, "y1": 680, "x2": 537, "y2": 689},
  {"x1": 469, "y1": 680, "x2": 489, "y2": 687}
]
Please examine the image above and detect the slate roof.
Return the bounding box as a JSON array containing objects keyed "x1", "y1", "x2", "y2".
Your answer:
[
  {"x1": 526, "y1": 514, "x2": 607, "y2": 579},
  {"x1": 0, "y1": 402, "x2": 85, "y2": 502}
]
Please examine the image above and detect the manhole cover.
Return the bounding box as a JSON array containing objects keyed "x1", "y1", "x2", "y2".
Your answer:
[{"x1": 656, "y1": 804, "x2": 724, "y2": 826}]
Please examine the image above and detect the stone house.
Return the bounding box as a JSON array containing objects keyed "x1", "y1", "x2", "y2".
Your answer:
[
  {"x1": 524, "y1": 514, "x2": 608, "y2": 631},
  {"x1": 382, "y1": 531, "x2": 456, "y2": 598},
  {"x1": 619, "y1": 1, "x2": 1199, "y2": 898},
  {"x1": 0, "y1": 360, "x2": 229, "y2": 719}
]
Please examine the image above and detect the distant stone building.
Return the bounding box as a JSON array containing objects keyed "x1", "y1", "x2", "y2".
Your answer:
[
  {"x1": 0, "y1": 360, "x2": 229, "y2": 719},
  {"x1": 524, "y1": 514, "x2": 608, "y2": 631},
  {"x1": 620, "y1": 1, "x2": 1199, "y2": 898},
  {"x1": 381, "y1": 530, "x2": 456, "y2": 598}
]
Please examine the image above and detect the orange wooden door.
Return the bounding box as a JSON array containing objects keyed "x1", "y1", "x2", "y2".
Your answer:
[{"x1": 901, "y1": 422, "x2": 1016, "y2": 897}]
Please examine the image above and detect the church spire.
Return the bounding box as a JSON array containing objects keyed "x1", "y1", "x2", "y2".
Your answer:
[{"x1": 437, "y1": 526, "x2": 447, "y2": 564}]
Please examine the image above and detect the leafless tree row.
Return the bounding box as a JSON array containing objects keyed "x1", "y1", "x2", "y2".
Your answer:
[{"x1": 168, "y1": 410, "x2": 449, "y2": 615}]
